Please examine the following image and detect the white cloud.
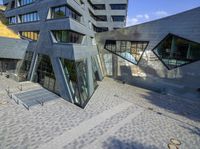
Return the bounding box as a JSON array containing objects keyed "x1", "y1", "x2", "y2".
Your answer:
[
  {"x1": 126, "y1": 16, "x2": 139, "y2": 26},
  {"x1": 144, "y1": 14, "x2": 150, "y2": 19},
  {"x1": 126, "y1": 14, "x2": 150, "y2": 27},
  {"x1": 136, "y1": 14, "x2": 143, "y2": 18},
  {"x1": 155, "y1": 11, "x2": 168, "y2": 17}
]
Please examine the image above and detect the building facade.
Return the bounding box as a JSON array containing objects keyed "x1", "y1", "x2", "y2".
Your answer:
[
  {"x1": 96, "y1": 7, "x2": 200, "y2": 100},
  {"x1": 2, "y1": 0, "x2": 128, "y2": 108}
]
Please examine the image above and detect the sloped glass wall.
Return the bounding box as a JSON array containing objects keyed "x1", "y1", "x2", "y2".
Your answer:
[
  {"x1": 18, "y1": 51, "x2": 34, "y2": 81},
  {"x1": 105, "y1": 40, "x2": 148, "y2": 64},
  {"x1": 60, "y1": 58, "x2": 89, "y2": 108},
  {"x1": 33, "y1": 54, "x2": 59, "y2": 94},
  {"x1": 153, "y1": 34, "x2": 200, "y2": 69}
]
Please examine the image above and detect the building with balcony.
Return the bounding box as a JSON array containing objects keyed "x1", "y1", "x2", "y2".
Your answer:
[{"x1": 1, "y1": 0, "x2": 128, "y2": 108}]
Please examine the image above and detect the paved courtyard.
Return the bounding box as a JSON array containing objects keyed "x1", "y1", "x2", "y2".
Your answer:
[{"x1": 0, "y1": 75, "x2": 200, "y2": 149}]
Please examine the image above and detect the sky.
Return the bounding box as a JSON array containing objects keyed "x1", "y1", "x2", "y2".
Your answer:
[
  {"x1": 0, "y1": 0, "x2": 200, "y2": 26},
  {"x1": 127, "y1": 0, "x2": 200, "y2": 26}
]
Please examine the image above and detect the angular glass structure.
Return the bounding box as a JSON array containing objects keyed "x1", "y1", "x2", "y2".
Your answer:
[
  {"x1": 60, "y1": 58, "x2": 89, "y2": 108},
  {"x1": 33, "y1": 54, "x2": 59, "y2": 94},
  {"x1": 105, "y1": 40, "x2": 148, "y2": 64},
  {"x1": 153, "y1": 34, "x2": 200, "y2": 69},
  {"x1": 18, "y1": 51, "x2": 34, "y2": 81}
]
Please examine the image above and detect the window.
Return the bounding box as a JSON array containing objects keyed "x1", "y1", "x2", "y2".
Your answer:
[
  {"x1": 153, "y1": 34, "x2": 200, "y2": 69},
  {"x1": 60, "y1": 58, "x2": 89, "y2": 108},
  {"x1": 105, "y1": 40, "x2": 148, "y2": 64},
  {"x1": 93, "y1": 4, "x2": 105, "y2": 10},
  {"x1": 51, "y1": 5, "x2": 81, "y2": 22},
  {"x1": 89, "y1": 10, "x2": 107, "y2": 21},
  {"x1": 33, "y1": 54, "x2": 59, "y2": 94},
  {"x1": 20, "y1": 31, "x2": 39, "y2": 41},
  {"x1": 20, "y1": 12, "x2": 39, "y2": 23},
  {"x1": 10, "y1": 0, "x2": 15, "y2": 9},
  {"x1": 87, "y1": 0, "x2": 105, "y2": 10},
  {"x1": 19, "y1": 0, "x2": 35, "y2": 6},
  {"x1": 110, "y1": 4, "x2": 127, "y2": 10},
  {"x1": 8, "y1": 16, "x2": 16, "y2": 24},
  {"x1": 19, "y1": 51, "x2": 34, "y2": 81},
  {"x1": 112, "y1": 16, "x2": 125, "y2": 22},
  {"x1": 92, "y1": 24, "x2": 108, "y2": 32},
  {"x1": 52, "y1": 30, "x2": 84, "y2": 44}
]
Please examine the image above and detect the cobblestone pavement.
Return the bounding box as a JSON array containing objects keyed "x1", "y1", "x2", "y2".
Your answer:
[{"x1": 0, "y1": 76, "x2": 200, "y2": 149}]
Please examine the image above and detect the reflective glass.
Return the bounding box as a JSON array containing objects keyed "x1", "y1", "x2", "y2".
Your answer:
[
  {"x1": 105, "y1": 40, "x2": 148, "y2": 64},
  {"x1": 153, "y1": 34, "x2": 200, "y2": 69}
]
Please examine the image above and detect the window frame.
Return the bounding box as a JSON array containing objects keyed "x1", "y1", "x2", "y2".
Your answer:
[
  {"x1": 104, "y1": 40, "x2": 149, "y2": 65},
  {"x1": 152, "y1": 33, "x2": 200, "y2": 70}
]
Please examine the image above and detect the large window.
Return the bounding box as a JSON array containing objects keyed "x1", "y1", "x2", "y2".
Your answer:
[
  {"x1": 52, "y1": 30, "x2": 84, "y2": 44},
  {"x1": 18, "y1": 51, "x2": 34, "y2": 81},
  {"x1": 110, "y1": 4, "x2": 127, "y2": 10},
  {"x1": 19, "y1": 0, "x2": 35, "y2": 6},
  {"x1": 87, "y1": 0, "x2": 105, "y2": 10},
  {"x1": 60, "y1": 58, "x2": 89, "y2": 108},
  {"x1": 33, "y1": 54, "x2": 59, "y2": 94},
  {"x1": 8, "y1": 16, "x2": 16, "y2": 24},
  {"x1": 105, "y1": 40, "x2": 148, "y2": 64},
  {"x1": 19, "y1": 12, "x2": 39, "y2": 23},
  {"x1": 92, "y1": 24, "x2": 108, "y2": 33},
  {"x1": 51, "y1": 5, "x2": 81, "y2": 22},
  {"x1": 112, "y1": 16, "x2": 125, "y2": 22},
  {"x1": 153, "y1": 34, "x2": 200, "y2": 69},
  {"x1": 10, "y1": 0, "x2": 15, "y2": 9},
  {"x1": 89, "y1": 10, "x2": 107, "y2": 21},
  {"x1": 20, "y1": 31, "x2": 39, "y2": 41}
]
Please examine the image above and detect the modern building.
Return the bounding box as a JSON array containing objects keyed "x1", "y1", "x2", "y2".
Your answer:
[
  {"x1": 96, "y1": 7, "x2": 200, "y2": 100},
  {"x1": 1, "y1": 0, "x2": 128, "y2": 108},
  {"x1": 1, "y1": 1, "x2": 199, "y2": 108}
]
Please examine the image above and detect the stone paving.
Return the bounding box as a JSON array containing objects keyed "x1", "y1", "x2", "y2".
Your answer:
[{"x1": 0, "y1": 75, "x2": 200, "y2": 149}]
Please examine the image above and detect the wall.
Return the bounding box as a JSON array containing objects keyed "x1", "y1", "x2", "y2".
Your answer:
[{"x1": 96, "y1": 7, "x2": 200, "y2": 100}]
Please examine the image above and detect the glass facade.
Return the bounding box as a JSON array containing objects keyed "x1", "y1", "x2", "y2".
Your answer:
[
  {"x1": 20, "y1": 31, "x2": 40, "y2": 41},
  {"x1": 89, "y1": 10, "x2": 107, "y2": 21},
  {"x1": 18, "y1": 51, "x2": 34, "y2": 81},
  {"x1": 153, "y1": 34, "x2": 200, "y2": 69},
  {"x1": 20, "y1": 12, "x2": 39, "y2": 23},
  {"x1": 52, "y1": 30, "x2": 84, "y2": 44},
  {"x1": 92, "y1": 24, "x2": 108, "y2": 32},
  {"x1": 51, "y1": 5, "x2": 81, "y2": 22},
  {"x1": 91, "y1": 56, "x2": 99, "y2": 89},
  {"x1": 60, "y1": 58, "x2": 89, "y2": 108},
  {"x1": 112, "y1": 16, "x2": 125, "y2": 22},
  {"x1": 8, "y1": 16, "x2": 16, "y2": 24},
  {"x1": 87, "y1": 0, "x2": 105, "y2": 10},
  {"x1": 33, "y1": 54, "x2": 59, "y2": 94},
  {"x1": 110, "y1": 4, "x2": 127, "y2": 10},
  {"x1": 105, "y1": 40, "x2": 148, "y2": 64},
  {"x1": 19, "y1": 0, "x2": 35, "y2": 6}
]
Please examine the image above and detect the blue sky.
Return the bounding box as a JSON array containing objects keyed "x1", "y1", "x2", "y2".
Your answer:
[
  {"x1": 0, "y1": 0, "x2": 200, "y2": 26},
  {"x1": 127, "y1": 0, "x2": 200, "y2": 26}
]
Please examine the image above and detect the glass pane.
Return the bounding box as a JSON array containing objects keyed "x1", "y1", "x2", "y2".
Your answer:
[
  {"x1": 105, "y1": 40, "x2": 148, "y2": 64},
  {"x1": 60, "y1": 58, "x2": 89, "y2": 108},
  {"x1": 33, "y1": 54, "x2": 59, "y2": 95},
  {"x1": 153, "y1": 34, "x2": 200, "y2": 69}
]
